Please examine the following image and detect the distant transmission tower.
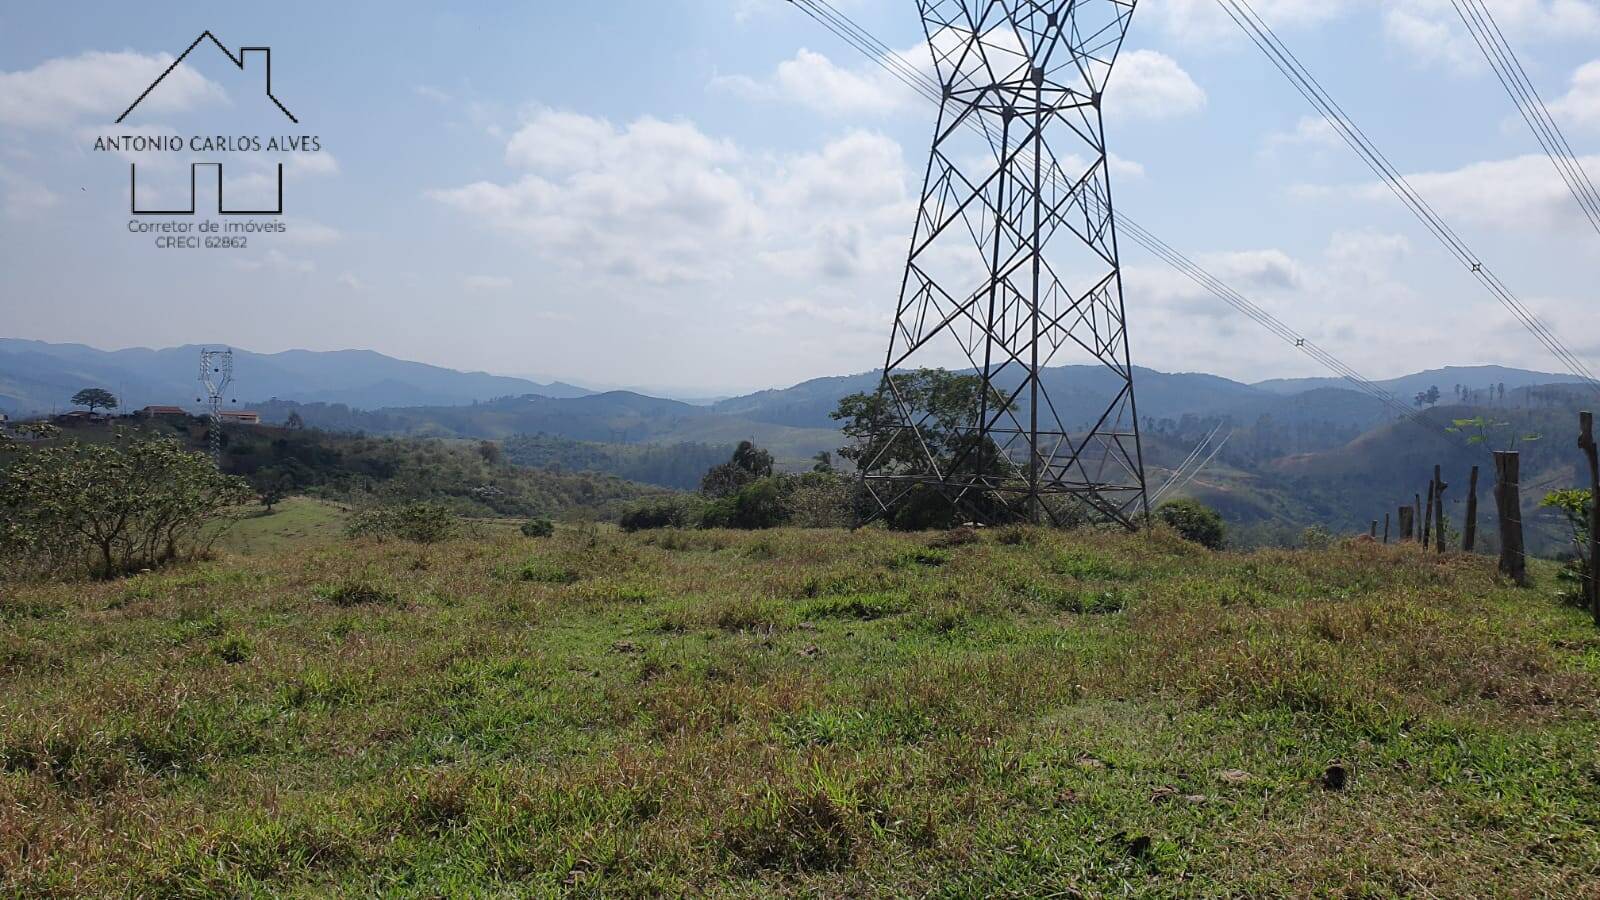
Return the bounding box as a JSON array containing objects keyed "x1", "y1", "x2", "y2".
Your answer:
[
  {"x1": 198, "y1": 347, "x2": 234, "y2": 465},
  {"x1": 864, "y1": 0, "x2": 1149, "y2": 527}
]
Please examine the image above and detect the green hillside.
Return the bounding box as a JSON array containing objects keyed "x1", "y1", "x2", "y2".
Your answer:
[{"x1": 33, "y1": 416, "x2": 670, "y2": 522}]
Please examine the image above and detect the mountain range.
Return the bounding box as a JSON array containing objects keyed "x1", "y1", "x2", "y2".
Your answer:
[
  {"x1": 6, "y1": 337, "x2": 1594, "y2": 550},
  {"x1": 0, "y1": 338, "x2": 591, "y2": 414}
]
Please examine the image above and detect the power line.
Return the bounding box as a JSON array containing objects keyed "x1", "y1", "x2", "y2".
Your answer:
[
  {"x1": 1449, "y1": 0, "x2": 1600, "y2": 238},
  {"x1": 1215, "y1": 0, "x2": 1600, "y2": 396}
]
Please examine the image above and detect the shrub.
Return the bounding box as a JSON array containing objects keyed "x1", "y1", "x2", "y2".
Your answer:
[
  {"x1": 346, "y1": 502, "x2": 458, "y2": 544},
  {"x1": 520, "y1": 518, "x2": 556, "y2": 538},
  {"x1": 784, "y1": 474, "x2": 858, "y2": 529},
  {"x1": 619, "y1": 496, "x2": 704, "y2": 532},
  {"x1": 701, "y1": 478, "x2": 787, "y2": 530},
  {"x1": 516, "y1": 560, "x2": 579, "y2": 584},
  {"x1": 1156, "y1": 498, "x2": 1226, "y2": 550},
  {"x1": 1300, "y1": 525, "x2": 1335, "y2": 550},
  {"x1": 313, "y1": 579, "x2": 399, "y2": 607},
  {"x1": 0, "y1": 433, "x2": 254, "y2": 579}
]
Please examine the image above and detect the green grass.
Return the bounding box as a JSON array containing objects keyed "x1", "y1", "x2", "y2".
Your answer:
[
  {"x1": 211, "y1": 497, "x2": 350, "y2": 557},
  {"x1": 3, "y1": 525, "x2": 1598, "y2": 895}
]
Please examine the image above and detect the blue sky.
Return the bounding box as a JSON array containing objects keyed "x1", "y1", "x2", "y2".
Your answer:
[{"x1": 1, "y1": 0, "x2": 1597, "y2": 395}]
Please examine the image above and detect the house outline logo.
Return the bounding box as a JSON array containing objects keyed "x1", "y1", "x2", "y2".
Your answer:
[
  {"x1": 120, "y1": 31, "x2": 298, "y2": 216},
  {"x1": 119, "y1": 31, "x2": 297, "y2": 125}
]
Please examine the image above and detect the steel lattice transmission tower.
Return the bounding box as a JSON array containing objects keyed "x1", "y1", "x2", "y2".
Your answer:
[
  {"x1": 198, "y1": 348, "x2": 234, "y2": 465},
  {"x1": 864, "y1": 0, "x2": 1149, "y2": 527}
]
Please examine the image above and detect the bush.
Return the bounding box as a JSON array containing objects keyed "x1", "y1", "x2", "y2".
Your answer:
[
  {"x1": 1300, "y1": 525, "x2": 1335, "y2": 550},
  {"x1": 1156, "y1": 498, "x2": 1225, "y2": 550},
  {"x1": 346, "y1": 502, "x2": 458, "y2": 544},
  {"x1": 784, "y1": 474, "x2": 858, "y2": 529},
  {"x1": 619, "y1": 496, "x2": 704, "y2": 533},
  {"x1": 520, "y1": 518, "x2": 555, "y2": 538},
  {"x1": 701, "y1": 478, "x2": 787, "y2": 530},
  {"x1": 0, "y1": 433, "x2": 254, "y2": 579}
]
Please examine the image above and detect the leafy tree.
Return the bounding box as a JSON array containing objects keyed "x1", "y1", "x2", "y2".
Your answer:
[
  {"x1": 71, "y1": 387, "x2": 118, "y2": 414},
  {"x1": 1155, "y1": 498, "x2": 1226, "y2": 550},
  {"x1": 1447, "y1": 416, "x2": 1541, "y2": 453},
  {"x1": 832, "y1": 369, "x2": 1018, "y2": 529},
  {"x1": 0, "y1": 433, "x2": 252, "y2": 578},
  {"x1": 257, "y1": 472, "x2": 294, "y2": 512},
  {"x1": 701, "y1": 441, "x2": 774, "y2": 499},
  {"x1": 812, "y1": 451, "x2": 836, "y2": 474},
  {"x1": 1541, "y1": 489, "x2": 1593, "y2": 601},
  {"x1": 701, "y1": 478, "x2": 787, "y2": 530},
  {"x1": 285, "y1": 411, "x2": 305, "y2": 430},
  {"x1": 477, "y1": 440, "x2": 502, "y2": 465}
]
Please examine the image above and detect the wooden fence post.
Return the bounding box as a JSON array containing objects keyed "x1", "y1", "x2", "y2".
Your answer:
[
  {"x1": 1434, "y1": 465, "x2": 1449, "y2": 556},
  {"x1": 1399, "y1": 506, "x2": 1415, "y2": 542},
  {"x1": 1384, "y1": 513, "x2": 1391, "y2": 544},
  {"x1": 1370, "y1": 521, "x2": 1378, "y2": 539},
  {"x1": 1415, "y1": 494, "x2": 1424, "y2": 545},
  {"x1": 1463, "y1": 465, "x2": 1480, "y2": 553},
  {"x1": 1579, "y1": 412, "x2": 1598, "y2": 626},
  {"x1": 1494, "y1": 451, "x2": 1527, "y2": 585},
  {"x1": 1423, "y1": 481, "x2": 1435, "y2": 549}
]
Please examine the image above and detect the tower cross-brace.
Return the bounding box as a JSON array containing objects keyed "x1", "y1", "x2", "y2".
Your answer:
[
  {"x1": 199, "y1": 348, "x2": 234, "y2": 465},
  {"x1": 864, "y1": 0, "x2": 1148, "y2": 528}
]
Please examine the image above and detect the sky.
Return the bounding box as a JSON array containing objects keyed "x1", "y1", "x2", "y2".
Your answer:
[{"x1": 1, "y1": 0, "x2": 1597, "y2": 396}]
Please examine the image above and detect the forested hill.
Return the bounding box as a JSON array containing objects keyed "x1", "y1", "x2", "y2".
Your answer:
[{"x1": 32, "y1": 415, "x2": 668, "y2": 521}]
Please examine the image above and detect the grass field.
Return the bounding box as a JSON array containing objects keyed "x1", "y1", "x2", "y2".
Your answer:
[
  {"x1": 2, "y1": 524, "x2": 1598, "y2": 896},
  {"x1": 211, "y1": 498, "x2": 351, "y2": 557}
]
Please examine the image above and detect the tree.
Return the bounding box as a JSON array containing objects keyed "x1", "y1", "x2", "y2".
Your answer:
[
  {"x1": 812, "y1": 451, "x2": 836, "y2": 474},
  {"x1": 285, "y1": 411, "x2": 305, "y2": 430},
  {"x1": 477, "y1": 440, "x2": 502, "y2": 465},
  {"x1": 1541, "y1": 489, "x2": 1593, "y2": 602},
  {"x1": 1414, "y1": 386, "x2": 1441, "y2": 408},
  {"x1": 71, "y1": 388, "x2": 118, "y2": 414},
  {"x1": 1156, "y1": 498, "x2": 1226, "y2": 550},
  {"x1": 701, "y1": 441, "x2": 775, "y2": 499},
  {"x1": 0, "y1": 433, "x2": 253, "y2": 577},
  {"x1": 1447, "y1": 416, "x2": 1541, "y2": 453},
  {"x1": 257, "y1": 472, "x2": 294, "y2": 512},
  {"x1": 701, "y1": 478, "x2": 787, "y2": 530},
  {"x1": 832, "y1": 369, "x2": 1019, "y2": 529}
]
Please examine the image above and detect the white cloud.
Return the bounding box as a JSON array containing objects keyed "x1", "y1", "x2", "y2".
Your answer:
[
  {"x1": 0, "y1": 163, "x2": 58, "y2": 218},
  {"x1": 1383, "y1": 0, "x2": 1600, "y2": 71},
  {"x1": 0, "y1": 50, "x2": 226, "y2": 130},
  {"x1": 282, "y1": 219, "x2": 343, "y2": 246},
  {"x1": 710, "y1": 48, "x2": 920, "y2": 117},
  {"x1": 1109, "y1": 50, "x2": 1208, "y2": 120},
  {"x1": 1318, "y1": 152, "x2": 1600, "y2": 231},
  {"x1": 713, "y1": 44, "x2": 1202, "y2": 122},
  {"x1": 436, "y1": 109, "x2": 761, "y2": 285},
  {"x1": 1263, "y1": 116, "x2": 1340, "y2": 156},
  {"x1": 1141, "y1": 0, "x2": 1359, "y2": 41},
  {"x1": 1549, "y1": 59, "x2": 1600, "y2": 130},
  {"x1": 432, "y1": 108, "x2": 917, "y2": 288}
]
